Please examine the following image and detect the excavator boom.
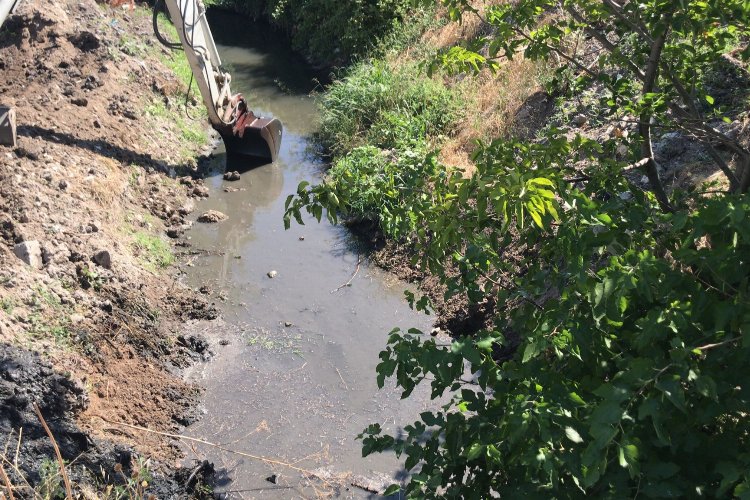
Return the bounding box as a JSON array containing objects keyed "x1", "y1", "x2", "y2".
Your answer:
[{"x1": 157, "y1": 0, "x2": 283, "y2": 162}]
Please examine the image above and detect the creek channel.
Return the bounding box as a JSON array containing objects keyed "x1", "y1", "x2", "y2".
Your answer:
[{"x1": 179, "y1": 11, "x2": 440, "y2": 498}]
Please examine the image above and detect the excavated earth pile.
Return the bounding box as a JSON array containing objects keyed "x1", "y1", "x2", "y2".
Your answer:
[{"x1": 0, "y1": 0, "x2": 220, "y2": 496}]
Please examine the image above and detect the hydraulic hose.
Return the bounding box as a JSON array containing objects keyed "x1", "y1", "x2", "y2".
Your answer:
[{"x1": 152, "y1": 0, "x2": 182, "y2": 50}]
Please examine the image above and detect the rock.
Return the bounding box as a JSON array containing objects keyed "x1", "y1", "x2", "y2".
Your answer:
[
  {"x1": 192, "y1": 185, "x2": 209, "y2": 198},
  {"x1": 616, "y1": 144, "x2": 629, "y2": 157},
  {"x1": 166, "y1": 227, "x2": 181, "y2": 239},
  {"x1": 92, "y1": 249, "x2": 111, "y2": 269},
  {"x1": 267, "y1": 270, "x2": 277, "y2": 279},
  {"x1": 654, "y1": 131, "x2": 687, "y2": 160},
  {"x1": 69, "y1": 313, "x2": 85, "y2": 324},
  {"x1": 571, "y1": 114, "x2": 588, "y2": 127},
  {"x1": 15, "y1": 145, "x2": 40, "y2": 161},
  {"x1": 68, "y1": 31, "x2": 100, "y2": 51},
  {"x1": 197, "y1": 210, "x2": 227, "y2": 223},
  {"x1": 82, "y1": 75, "x2": 101, "y2": 90},
  {"x1": 198, "y1": 285, "x2": 211, "y2": 294},
  {"x1": 58, "y1": 179, "x2": 68, "y2": 190},
  {"x1": 298, "y1": 236, "x2": 305, "y2": 241},
  {"x1": 13, "y1": 240, "x2": 43, "y2": 269},
  {"x1": 284, "y1": 321, "x2": 293, "y2": 327},
  {"x1": 618, "y1": 191, "x2": 633, "y2": 201},
  {"x1": 178, "y1": 200, "x2": 195, "y2": 215},
  {"x1": 430, "y1": 327, "x2": 442, "y2": 337},
  {"x1": 223, "y1": 171, "x2": 240, "y2": 181},
  {"x1": 42, "y1": 242, "x2": 70, "y2": 264},
  {"x1": 71, "y1": 97, "x2": 88, "y2": 107}
]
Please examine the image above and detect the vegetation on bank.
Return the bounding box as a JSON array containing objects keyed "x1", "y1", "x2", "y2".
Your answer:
[
  {"x1": 204, "y1": 0, "x2": 423, "y2": 65},
  {"x1": 286, "y1": 0, "x2": 750, "y2": 497}
]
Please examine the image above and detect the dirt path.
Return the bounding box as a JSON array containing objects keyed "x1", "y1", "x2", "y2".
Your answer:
[{"x1": 0, "y1": 0, "x2": 222, "y2": 496}]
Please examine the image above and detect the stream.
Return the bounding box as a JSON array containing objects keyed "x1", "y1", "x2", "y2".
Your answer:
[{"x1": 180, "y1": 12, "x2": 439, "y2": 498}]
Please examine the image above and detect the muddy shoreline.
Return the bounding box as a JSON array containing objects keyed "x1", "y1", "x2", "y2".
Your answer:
[{"x1": 0, "y1": 1, "x2": 224, "y2": 496}]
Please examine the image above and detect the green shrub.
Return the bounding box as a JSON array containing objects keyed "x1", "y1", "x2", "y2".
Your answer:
[
  {"x1": 326, "y1": 142, "x2": 436, "y2": 237},
  {"x1": 318, "y1": 61, "x2": 460, "y2": 155}
]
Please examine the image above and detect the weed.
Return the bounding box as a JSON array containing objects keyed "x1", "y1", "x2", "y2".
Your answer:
[
  {"x1": 0, "y1": 296, "x2": 15, "y2": 314},
  {"x1": 34, "y1": 285, "x2": 62, "y2": 309},
  {"x1": 132, "y1": 231, "x2": 174, "y2": 271},
  {"x1": 118, "y1": 33, "x2": 148, "y2": 58},
  {"x1": 80, "y1": 265, "x2": 105, "y2": 292},
  {"x1": 27, "y1": 313, "x2": 73, "y2": 347},
  {"x1": 318, "y1": 60, "x2": 460, "y2": 156},
  {"x1": 37, "y1": 457, "x2": 65, "y2": 500},
  {"x1": 144, "y1": 96, "x2": 207, "y2": 158}
]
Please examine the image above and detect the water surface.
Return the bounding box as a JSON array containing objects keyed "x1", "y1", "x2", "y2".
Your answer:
[{"x1": 181, "y1": 12, "x2": 439, "y2": 498}]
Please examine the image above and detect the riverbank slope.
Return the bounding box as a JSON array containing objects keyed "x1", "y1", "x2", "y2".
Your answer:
[{"x1": 0, "y1": 0, "x2": 219, "y2": 496}]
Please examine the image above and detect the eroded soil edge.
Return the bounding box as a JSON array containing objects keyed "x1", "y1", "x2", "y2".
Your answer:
[{"x1": 0, "y1": 0, "x2": 221, "y2": 496}]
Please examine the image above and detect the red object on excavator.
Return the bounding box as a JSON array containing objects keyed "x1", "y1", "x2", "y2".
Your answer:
[{"x1": 214, "y1": 94, "x2": 282, "y2": 163}]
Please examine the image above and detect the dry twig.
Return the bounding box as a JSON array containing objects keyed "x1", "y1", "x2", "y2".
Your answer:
[
  {"x1": 32, "y1": 404, "x2": 73, "y2": 500},
  {"x1": 330, "y1": 256, "x2": 363, "y2": 293},
  {"x1": 97, "y1": 418, "x2": 343, "y2": 486},
  {"x1": 0, "y1": 460, "x2": 15, "y2": 500}
]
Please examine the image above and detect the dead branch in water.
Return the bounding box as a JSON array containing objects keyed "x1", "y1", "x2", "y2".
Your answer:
[
  {"x1": 330, "y1": 256, "x2": 363, "y2": 293},
  {"x1": 32, "y1": 404, "x2": 73, "y2": 500},
  {"x1": 96, "y1": 418, "x2": 344, "y2": 484}
]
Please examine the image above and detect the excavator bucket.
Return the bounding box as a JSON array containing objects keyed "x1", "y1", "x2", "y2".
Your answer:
[
  {"x1": 215, "y1": 94, "x2": 283, "y2": 163},
  {"x1": 215, "y1": 115, "x2": 282, "y2": 162}
]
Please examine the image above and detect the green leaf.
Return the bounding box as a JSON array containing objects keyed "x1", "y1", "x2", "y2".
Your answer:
[
  {"x1": 466, "y1": 443, "x2": 485, "y2": 461},
  {"x1": 383, "y1": 484, "x2": 401, "y2": 496},
  {"x1": 565, "y1": 426, "x2": 584, "y2": 444}
]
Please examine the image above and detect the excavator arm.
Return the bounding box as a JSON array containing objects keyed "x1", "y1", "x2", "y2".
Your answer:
[{"x1": 158, "y1": 0, "x2": 282, "y2": 162}]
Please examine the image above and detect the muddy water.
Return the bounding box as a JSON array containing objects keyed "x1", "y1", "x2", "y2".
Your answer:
[{"x1": 180, "y1": 12, "x2": 438, "y2": 498}]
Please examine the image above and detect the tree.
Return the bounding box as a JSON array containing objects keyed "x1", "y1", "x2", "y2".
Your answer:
[{"x1": 286, "y1": 0, "x2": 750, "y2": 497}]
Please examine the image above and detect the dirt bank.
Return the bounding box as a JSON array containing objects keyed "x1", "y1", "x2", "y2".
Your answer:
[{"x1": 0, "y1": 0, "x2": 220, "y2": 496}]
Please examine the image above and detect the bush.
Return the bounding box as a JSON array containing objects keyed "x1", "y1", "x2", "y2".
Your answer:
[
  {"x1": 318, "y1": 61, "x2": 460, "y2": 156},
  {"x1": 326, "y1": 142, "x2": 436, "y2": 237}
]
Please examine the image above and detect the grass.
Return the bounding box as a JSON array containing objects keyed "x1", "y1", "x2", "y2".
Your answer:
[
  {"x1": 0, "y1": 296, "x2": 15, "y2": 314},
  {"x1": 131, "y1": 230, "x2": 175, "y2": 271}
]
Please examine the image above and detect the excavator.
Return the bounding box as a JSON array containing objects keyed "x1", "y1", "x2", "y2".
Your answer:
[{"x1": 0, "y1": 0, "x2": 283, "y2": 162}]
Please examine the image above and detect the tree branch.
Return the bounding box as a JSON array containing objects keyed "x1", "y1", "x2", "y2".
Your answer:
[
  {"x1": 566, "y1": 5, "x2": 646, "y2": 81},
  {"x1": 600, "y1": 0, "x2": 654, "y2": 44},
  {"x1": 639, "y1": 19, "x2": 673, "y2": 212}
]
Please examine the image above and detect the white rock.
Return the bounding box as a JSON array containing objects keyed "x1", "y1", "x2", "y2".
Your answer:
[{"x1": 13, "y1": 241, "x2": 43, "y2": 269}]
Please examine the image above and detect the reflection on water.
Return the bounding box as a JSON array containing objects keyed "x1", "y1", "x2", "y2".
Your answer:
[{"x1": 181, "y1": 10, "x2": 438, "y2": 498}]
